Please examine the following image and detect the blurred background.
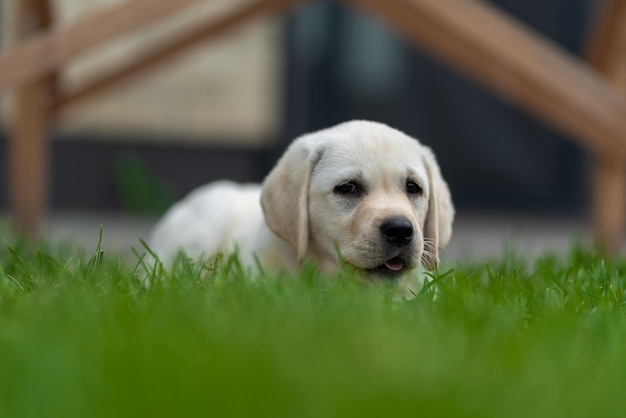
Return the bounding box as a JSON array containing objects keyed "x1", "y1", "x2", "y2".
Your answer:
[{"x1": 0, "y1": 0, "x2": 599, "y2": 259}]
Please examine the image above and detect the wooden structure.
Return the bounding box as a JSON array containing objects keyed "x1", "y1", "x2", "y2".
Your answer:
[{"x1": 1, "y1": 0, "x2": 626, "y2": 252}]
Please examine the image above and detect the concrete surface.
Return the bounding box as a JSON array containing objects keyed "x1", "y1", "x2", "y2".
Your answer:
[{"x1": 29, "y1": 211, "x2": 593, "y2": 263}]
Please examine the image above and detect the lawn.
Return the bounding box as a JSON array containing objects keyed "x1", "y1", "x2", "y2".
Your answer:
[{"x1": 1, "y1": 231, "x2": 626, "y2": 418}]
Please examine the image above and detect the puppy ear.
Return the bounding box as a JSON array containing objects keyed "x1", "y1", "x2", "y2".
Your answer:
[
  {"x1": 422, "y1": 148, "x2": 455, "y2": 270},
  {"x1": 261, "y1": 137, "x2": 324, "y2": 263}
]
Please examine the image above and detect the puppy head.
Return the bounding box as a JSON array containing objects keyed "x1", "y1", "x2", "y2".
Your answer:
[{"x1": 261, "y1": 120, "x2": 454, "y2": 279}]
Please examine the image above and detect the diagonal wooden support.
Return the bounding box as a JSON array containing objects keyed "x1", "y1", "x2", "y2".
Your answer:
[
  {"x1": 51, "y1": 0, "x2": 297, "y2": 115},
  {"x1": 0, "y1": 0, "x2": 208, "y2": 91},
  {"x1": 346, "y1": 0, "x2": 626, "y2": 157},
  {"x1": 586, "y1": 0, "x2": 626, "y2": 254}
]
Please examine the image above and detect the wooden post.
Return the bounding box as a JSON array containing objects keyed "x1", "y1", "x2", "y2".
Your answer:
[
  {"x1": 9, "y1": 0, "x2": 54, "y2": 237},
  {"x1": 591, "y1": 156, "x2": 626, "y2": 254},
  {"x1": 586, "y1": 0, "x2": 626, "y2": 254}
]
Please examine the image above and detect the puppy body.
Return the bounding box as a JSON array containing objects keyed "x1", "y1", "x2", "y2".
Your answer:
[
  {"x1": 150, "y1": 181, "x2": 297, "y2": 271},
  {"x1": 150, "y1": 120, "x2": 454, "y2": 281}
]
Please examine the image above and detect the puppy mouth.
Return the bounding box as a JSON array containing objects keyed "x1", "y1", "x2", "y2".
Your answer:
[{"x1": 366, "y1": 256, "x2": 407, "y2": 280}]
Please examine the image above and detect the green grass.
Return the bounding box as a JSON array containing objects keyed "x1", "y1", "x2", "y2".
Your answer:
[{"x1": 1, "y1": 232, "x2": 626, "y2": 418}]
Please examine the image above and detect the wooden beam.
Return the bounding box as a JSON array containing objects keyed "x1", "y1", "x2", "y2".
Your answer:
[
  {"x1": 30, "y1": 0, "x2": 60, "y2": 105},
  {"x1": 52, "y1": 0, "x2": 296, "y2": 115},
  {"x1": 31, "y1": 0, "x2": 55, "y2": 27},
  {"x1": 586, "y1": 0, "x2": 626, "y2": 254},
  {"x1": 346, "y1": 0, "x2": 626, "y2": 156},
  {"x1": 0, "y1": 0, "x2": 207, "y2": 90},
  {"x1": 586, "y1": 0, "x2": 626, "y2": 80},
  {"x1": 591, "y1": 156, "x2": 626, "y2": 254},
  {"x1": 9, "y1": 0, "x2": 53, "y2": 237},
  {"x1": 10, "y1": 81, "x2": 49, "y2": 238}
]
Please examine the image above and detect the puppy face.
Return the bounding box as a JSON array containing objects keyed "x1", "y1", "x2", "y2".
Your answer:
[
  {"x1": 261, "y1": 120, "x2": 454, "y2": 280},
  {"x1": 307, "y1": 132, "x2": 430, "y2": 279}
]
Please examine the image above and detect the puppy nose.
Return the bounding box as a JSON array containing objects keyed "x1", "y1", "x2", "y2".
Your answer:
[{"x1": 380, "y1": 217, "x2": 414, "y2": 247}]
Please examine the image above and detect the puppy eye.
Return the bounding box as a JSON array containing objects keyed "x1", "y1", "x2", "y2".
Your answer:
[
  {"x1": 406, "y1": 181, "x2": 422, "y2": 195},
  {"x1": 335, "y1": 182, "x2": 361, "y2": 195}
]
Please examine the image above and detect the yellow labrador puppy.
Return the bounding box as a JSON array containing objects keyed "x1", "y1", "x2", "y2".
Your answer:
[{"x1": 150, "y1": 120, "x2": 454, "y2": 281}]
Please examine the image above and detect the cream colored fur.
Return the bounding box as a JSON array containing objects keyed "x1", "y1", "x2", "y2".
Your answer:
[{"x1": 150, "y1": 120, "x2": 454, "y2": 282}]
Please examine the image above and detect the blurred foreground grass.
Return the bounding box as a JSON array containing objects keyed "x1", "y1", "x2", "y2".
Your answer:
[{"x1": 1, "y1": 233, "x2": 626, "y2": 418}]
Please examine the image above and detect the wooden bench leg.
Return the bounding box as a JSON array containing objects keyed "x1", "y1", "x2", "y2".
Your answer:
[
  {"x1": 592, "y1": 156, "x2": 626, "y2": 254},
  {"x1": 9, "y1": 80, "x2": 49, "y2": 238},
  {"x1": 585, "y1": 0, "x2": 626, "y2": 254},
  {"x1": 9, "y1": 0, "x2": 53, "y2": 238}
]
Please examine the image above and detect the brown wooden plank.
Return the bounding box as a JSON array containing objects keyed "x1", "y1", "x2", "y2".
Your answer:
[
  {"x1": 14, "y1": 0, "x2": 53, "y2": 37},
  {"x1": 346, "y1": 0, "x2": 626, "y2": 156},
  {"x1": 9, "y1": 0, "x2": 52, "y2": 237},
  {"x1": 0, "y1": 0, "x2": 207, "y2": 90},
  {"x1": 10, "y1": 80, "x2": 49, "y2": 238},
  {"x1": 52, "y1": 0, "x2": 296, "y2": 115},
  {"x1": 31, "y1": 0, "x2": 55, "y2": 27},
  {"x1": 586, "y1": 0, "x2": 626, "y2": 254},
  {"x1": 29, "y1": 0, "x2": 60, "y2": 108},
  {"x1": 586, "y1": 0, "x2": 626, "y2": 79},
  {"x1": 591, "y1": 156, "x2": 626, "y2": 254}
]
